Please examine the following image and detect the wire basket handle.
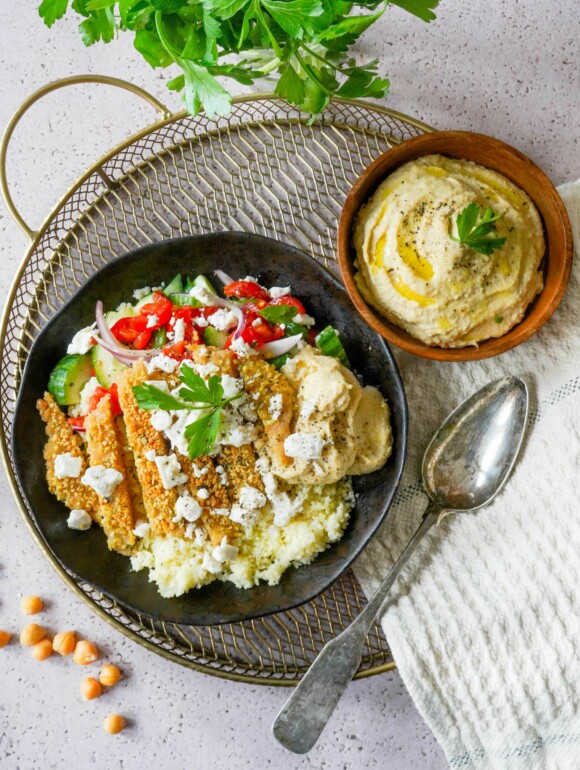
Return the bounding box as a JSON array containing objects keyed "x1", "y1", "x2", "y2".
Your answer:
[{"x1": 0, "y1": 74, "x2": 173, "y2": 240}]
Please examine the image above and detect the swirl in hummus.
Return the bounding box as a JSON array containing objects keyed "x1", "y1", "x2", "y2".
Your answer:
[{"x1": 353, "y1": 154, "x2": 545, "y2": 348}]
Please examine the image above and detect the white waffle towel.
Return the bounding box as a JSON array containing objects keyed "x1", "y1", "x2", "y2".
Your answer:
[{"x1": 353, "y1": 180, "x2": 580, "y2": 770}]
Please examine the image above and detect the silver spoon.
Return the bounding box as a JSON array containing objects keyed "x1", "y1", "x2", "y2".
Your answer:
[{"x1": 273, "y1": 375, "x2": 529, "y2": 754}]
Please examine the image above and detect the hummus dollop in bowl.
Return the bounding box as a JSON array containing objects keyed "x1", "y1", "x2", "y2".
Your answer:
[{"x1": 338, "y1": 131, "x2": 573, "y2": 361}]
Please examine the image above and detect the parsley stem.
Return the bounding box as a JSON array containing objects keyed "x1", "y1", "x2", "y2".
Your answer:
[{"x1": 294, "y1": 51, "x2": 331, "y2": 95}]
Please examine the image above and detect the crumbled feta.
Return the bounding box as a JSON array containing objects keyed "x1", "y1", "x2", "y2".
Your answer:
[
  {"x1": 192, "y1": 464, "x2": 209, "y2": 478},
  {"x1": 194, "y1": 528, "x2": 207, "y2": 546},
  {"x1": 67, "y1": 509, "x2": 92, "y2": 530},
  {"x1": 243, "y1": 275, "x2": 259, "y2": 283},
  {"x1": 164, "y1": 412, "x2": 196, "y2": 455},
  {"x1": 239, "y1": 485, "x2": 267, "y2": 511},
  {"x1": 252, "y1": 318, "x2": 262, "y2": 328},
  {"x1": 133, "y1": 286, "x2": 151, "y2": 300},
  {"x1": 284, "y1": 433, "x2": 326, "y2": 459},
  {"x1": 173, "y1": 317, "x2": 186, "y2": 343},
  {"x1": 154, "y1": 454, "x2": 188, "y2": 490},
  {"x1": 145, "y1": 380, "x2": 169, "y2": 393},
  {"x1": 54, "y1": 452, "x2": 82, "y2": 479},
  {"x1": 81, "y1": 466, "x2": 124, "y2": 500},
  {"x1": 212, "y1": 507, "x2": 230, "y2": 517},
  {"x1": 145, "y1": 449, "x2": 157, "y2": 462},
  {"x1": 209, "y1": 309, "x2": 238, "y2": 331},
  {"x1": 268, "y1": 393, "x2": 283, "y2": 421},
  {"x1": 229, "y1": 337, "x2": 257, "y2": 357},
  {"x1": 67, "y1": 324, "x2": 96, "y2": 355},
  {"x1": 196, "y1": 487, "x2": 209, "y2": 501},
  {"x1": 146, "y1": 355, "x2": 179, "y2": 374},
  {"x1": 189, "y1": 285, "x2": 213, "y2": 304},
  {"x1": 194, "y1": 315, "x2": 209, "y2": 328},
  {"x1": 115, "y1": 302, "x2": 133, "y2": 314},
  {"x1": 146, "y1": 313, "x2": 159, "y2": 329},
  {"x1": 212, "y1": 537, "x2": 239, "y2": 563},
  {"x1": 79, "y1": 377, "x2": 101, "y2": 415},
  {"x1": 221, "y1": 375, "x2": 244, "y2": 399},
  {"x1": 202, "y1": 552, "x2": 222, "y2": 574},
  {"x1": 132, "y1": 520, "x2": 151, "y2": 538},
  {"x1": 174, "y1": 494, "x2": 202, "y2": 523},
  {"x1": 229, "y1": 504, "x2": 249, "y2": 524},
  {"x1": 150, "y1": 410, "x2": 173, "y2": 432},
  {"x1": 188, "y1": 361, "x2": 219, "y2": 379},
  {"x1": 184, "y1": 523, "x2": 196, "y2": 539},
  {"x1": 215, "y1": 465, "x2": 224, "y2": 474},
  {"x1": 268, "y1": 286, "x2": 291, "y2": 299},
  {"x1": 293, "y1": 313, "x2": 315, "y2": 327}
]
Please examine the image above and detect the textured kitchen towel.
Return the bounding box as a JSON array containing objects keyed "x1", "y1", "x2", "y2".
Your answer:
[{"x1": 353, "y1": 180, "x2": 580, "y2": 770}]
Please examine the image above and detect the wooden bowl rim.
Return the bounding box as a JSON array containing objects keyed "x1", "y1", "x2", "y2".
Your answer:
[{"x1": 337, "y1": 130, "x2": 574, "y2": 361}]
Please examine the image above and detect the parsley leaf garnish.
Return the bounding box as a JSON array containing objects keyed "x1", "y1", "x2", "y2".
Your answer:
[
  {"x1": 259, "y1": 305, "x2": 298, "y2": 325},
  {"x1": 450, "y1": 203, "x2": 507, "y2": 256},
  {"x1": 132, "y1": 366, "x2": 241, "y2": 458},
  {"x1": 37, "y1": 1, "x2": 439, "y2": 119}
]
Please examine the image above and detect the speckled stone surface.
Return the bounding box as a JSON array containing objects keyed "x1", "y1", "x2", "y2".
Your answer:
[{"x1": 0, "y1": 3, "x2": 576, "y2": 768}]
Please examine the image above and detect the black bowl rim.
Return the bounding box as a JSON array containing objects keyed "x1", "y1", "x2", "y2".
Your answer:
[{"x1": 11, "y1": 231, "x2": 408, "y2": 624}]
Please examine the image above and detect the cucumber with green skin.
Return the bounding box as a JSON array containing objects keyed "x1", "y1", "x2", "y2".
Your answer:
[
  {"x1": 163, "y1": 275, "x2": 183, "y2": 296},
  {"x1": 91, "y1": 345, "x2": 128, "y2": 389},
  {"x1": 203, "y1": 326, "x2": 228, "y2": 347},
  {"x1": 152, "y1": 327, "x2": 167, "y2": 348},
  {"x1": 47, "y1": 354, "x2": 93, "y2": 406},
  {"x1": 315, "y1": 326, "x2": 351, "y2": 369},
  {"x1": 169, "y1": 292, "x2": 203, "y2": 308},
  {"x1": 192, "y1": 274, "x2": 217, "y2": 294}
]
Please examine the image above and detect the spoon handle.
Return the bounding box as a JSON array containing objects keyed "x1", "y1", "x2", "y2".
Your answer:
[{"x1": 272, "y1": 503, "x2": 440, "y2": 755}]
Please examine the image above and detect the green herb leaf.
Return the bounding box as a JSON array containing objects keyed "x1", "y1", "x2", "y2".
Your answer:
[
  {"x1": 390, "y1": 0, "x2": 439, "y2": 22},
  {"x1": 179, "y1": 365, "x2": 223, "y2": 403},
  {"x1": 261, "y1": 0, "x2": 323, "y2": 38},
  {"x1": 259, "y1": 305, "x2": 298, "y2": 325},
  {"x1": 184, "y1": 409, "x2": 222, "y2": 458},
  {"x1": 450, "y1": 203, "x2": 507, "y2": 256},
  {"x1": 39, "y1": 0, "x2": 70, "y2": 26},
  {"x1": 134, "y1": 29, "x2": 174, "y2": 67},
  {"x1": 132, "y1": 383, "x2": 192, "y2": 411}
]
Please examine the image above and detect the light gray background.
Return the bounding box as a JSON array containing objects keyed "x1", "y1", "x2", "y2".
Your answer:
[{"x1": 0, "y1": 3, "x2": 577, "y2": 769}]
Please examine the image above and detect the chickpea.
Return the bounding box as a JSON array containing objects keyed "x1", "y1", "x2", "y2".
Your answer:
[
  {"x1": 30, "y1": 638, "x2": 53, "y2": 661},
  {"x1": 80, "y1": 677, "x2": 102, "y2": 701},
  {"x1": 99, "y1": 664, "x2": 123, "y2": 687},
  {"x1": 53, "y1": 630, "x2": 76, "y2": 656},
  {"x1": 20, "y1": 623, "x2": 46, "y2": 647},
  {"x1": 20, "y1": 595, "x2": 44, "y2": 615},
  {"x1": 73, "y1": 640, "x2": 99, "y2": 665},
  {"x1": 103, "y1": 714, "x2": 126, "y2": 735},
  {"x1": 0, "y1": 630, "x2": 12, "y2": 649}
]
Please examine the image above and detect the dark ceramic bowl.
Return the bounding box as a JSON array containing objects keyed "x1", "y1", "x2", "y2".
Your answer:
[{"x1": 13, "y1": 232, "x2": 407, "y2": 625}]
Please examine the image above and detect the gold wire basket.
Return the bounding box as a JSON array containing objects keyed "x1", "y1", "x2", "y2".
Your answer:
[{"x1": 0, "y1": 75, "x2": 431, "y2": 685}]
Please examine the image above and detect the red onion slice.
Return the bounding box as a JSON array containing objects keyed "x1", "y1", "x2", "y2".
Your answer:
[
  {"x1": 214, "y1": 269, "x2": 234, "y2": 286},
  {"x1": 95, "y1": 301, "x2": 157, "y2": 364},
  {"x1": 258, "y1": 334, "x2": 303, "y2": 358},
  {"x1": 70, "y1": 424, "x2": 86, "y2": 433}
]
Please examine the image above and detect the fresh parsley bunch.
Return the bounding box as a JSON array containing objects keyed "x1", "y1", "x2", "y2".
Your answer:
[
  {"x1": 38, "y1": 0, "x2": 438, "y2": 119},
  {"x1": 133, "y1": 366, "x2": 242, "y2": 458}
]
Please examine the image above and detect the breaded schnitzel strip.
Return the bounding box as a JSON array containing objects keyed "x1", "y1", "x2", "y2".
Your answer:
[
  {"x1": 179, "y1": 453, "x2": 241, "y2": 546},
  {"x1": 219, "y1": 444, "x2": 264, "y2": 500},
  {"x1": 237, "y1": 358, "x2": 295, "y2": 467},
  {"x1": 116, "y1": 363, "x2": 184, "y2": 537},
  {"x1": 85, "y1": 395, "x2": 137, "y2": 555},
  {"x1": 117, "y1": 417, "x2": 147, "y2": 524},
  {"x1": 37, "y1": 393, "x2": 98, "y2": 516}
]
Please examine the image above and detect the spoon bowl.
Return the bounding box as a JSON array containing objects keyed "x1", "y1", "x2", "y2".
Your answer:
[{"x1": 422, "y1": 376, "x2": 529, "y2": 511}]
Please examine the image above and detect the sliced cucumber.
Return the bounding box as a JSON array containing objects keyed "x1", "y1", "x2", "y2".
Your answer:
[
  {"x1": 169, "y1": 292, "x2": 203, "y2": 308},
  {"x1": 91, "y1": 345, "x2": 128, "y2": 389},
  {"x1": 151, "y1": 327, "x2": 167, "y2": 348},
  {"x1": 269, "y1": 353, "x2": 291, "y2": 370},
  {"x1": 134, "y1": 292, "x2": 155, "y2": 311},
  {"x1": 105, "y1": 306, "x2": 135, "y2": 328},
  {"x1": 315, "y1": 326, "x2": 351, "y2": 369},
  {"x1": 47, "y1": 354, "x2": 93, "y2": 406},
  {"x1": 203, "y1": 326, "x2": 228, "y2": 348},
  {"x1": 163, "y1": 274, "x2": 183, "y2": 296},
  {"x1": 283, "y1": 321, "x2": 307, "y2": 339},
  {"x1": 192, "y1": 274, "x2": 217, "y2": 295}
]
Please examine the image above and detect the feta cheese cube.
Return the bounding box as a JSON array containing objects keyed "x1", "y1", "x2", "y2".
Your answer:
[
  {"x1": 67, "y1": 509, "x2": 92, "y2": 531},
  {"x1": 133, "y1": 286, "x2": 151, "y2": 300},
  {"x1": 212, "y1": 537, "x2": 239, "y2": 563},
  {"x1": 146, "y1": 355, "x2": 179, "y2": 374},
  {"x1": 172, "y1": 317, "x2": 186, "y2": 343},
  {"x1": 81, "y1": 466, "x2": 123, "y2": 500},
  {"x1": 54, "y1": 453, "x2": 82, "y2": 479},
  {"x1": 293, "y1": 313, "x2": 315, "y2": 327},
  {"x1": 132, "y1": 520, "x2": 151, "y2": 538},
  {"x1": 208, "y1": 309, "x2": 238, "y2": 331},
  {"x1": 154, "y1": 454, "x2": 188, "y2": 490},
  {"x1": 268, "y1": 286, "x2": 291, "y2": 299},
  {"x1": 150, "y1": 410, "x2": 173, "y2": 432},
  {"x1": 239, "y1": 485, "x2": 267, "y2": 511},
  {"x1": 267, "y1": 393, "x2": 283, "y2": 421},
  {"x1": 145, "y1": 449, "x2": 157, "y2": 462},
  {"x1": 146, "y1": 313, "x2": 159, "y2": 329},
  {"x1": 202, "y1": 552, "x2": 222, "y2": 574},
  {"x1": 196, "y1": 487, "x2": 209, "y2": 501},
  {"x1": 175, "y1": 494, "x2": 202, "y2": 522}
]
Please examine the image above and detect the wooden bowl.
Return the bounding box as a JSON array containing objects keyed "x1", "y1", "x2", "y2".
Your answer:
[{"x1": 337, "y1": 131, "x2": 573, "y2": 361}]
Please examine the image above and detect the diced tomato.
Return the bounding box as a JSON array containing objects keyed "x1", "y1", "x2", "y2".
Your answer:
[
  {"x1": 241, "y1": 300, "x2": 268, "y2": 314},
  {"x1": 267, "y1": 295, "x2": 306, "y2": 314},
  {"x1": 67, "y1": 416, "x2": 85, "y2": 430},
  {"x1": 111, "y1": 317, "x2": 138, "y2": 344},
  {"x1": 243, "y1": 319, "x2": 284, "y2": 344},
  {"x1": 109, "y1": 383, "x2": 122, "y2": 416},
  {"x1": 87, "y1": 385, "x2": 122, "y2": 416},
  {"x1": 133, "y1": 330, "x2": 152, "y2": 349},
  {"x1": 162, "y1": 340, "x2": 189, "y2": 360},
  {"x1": 307, "y1": 328, "x2": 318, "y2": 346},
  {"x1": 88, "y1": 386, "x2": 109, "y2": 413},
  {"x1": 140, "y1": 292, "x2": 173, "y2": 327},
  {"x1": 223, "y1": 280, "x2": 269, "y2": 301}
]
